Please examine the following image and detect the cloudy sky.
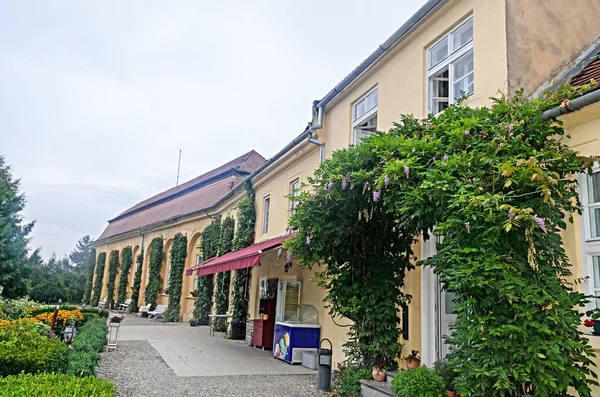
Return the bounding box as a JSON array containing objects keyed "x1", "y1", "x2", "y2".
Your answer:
[{"x1": 1, "y1": 1, "x2": 427, "y2": 259}]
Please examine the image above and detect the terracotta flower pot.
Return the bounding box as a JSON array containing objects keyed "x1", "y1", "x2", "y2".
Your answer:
[
  {"x1": 405, "y1": 358, "x2": 421, "y2": 369},
  {"x1": 372, "y1": 368, "x2": 386, "y2": 382},
  {"x1": 447, "y1": 391, "x2": 456, "y2": 397}
]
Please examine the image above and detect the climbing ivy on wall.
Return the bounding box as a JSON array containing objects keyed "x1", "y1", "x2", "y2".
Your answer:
[
  {"x1": 91, "y1": 252, "x2": 106, "y2": 305},
  {"x1": 212, "y1": 216, "x2": 235, "y2": 331},
  {"x1": 105, "y1": 250, "x2": 120, "y2": 303},
  {"x1": 82, "y1": 248, "x2": 96, "y2": 306},
  {"x1": 230, "y1": 183, "x2": 256, "y2": 338},
  {"x1": 164, "y1": 233, "x2": 188, "y2": 322},
  {"x1": 232, "y1": 182, "x2": 256, "y2": 251},
  {"x1": 116, "y1": 246, "x2": 132, "y2": 305},
  {"x1": 128, "y1": 250, "x2": 144, "y2": 313},
  {"x1": 193, "y1": 218, "x2": 221, "y2": 324},
  {"x1": 144, "y1": 238, "x2": 164, "y2": 310}
]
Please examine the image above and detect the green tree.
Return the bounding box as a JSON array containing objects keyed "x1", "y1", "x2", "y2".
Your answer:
[
  {"x1": 68, "y1": 235, "x2": 93, "y2": 270},
  {"x1": 0, "y1": 155, "x2": 34, "y2": 298},
  {"x1": 128, "y1": 250, "x2": 144, "y2": 313},
  {"x1": 105, "y1": 250, "x2": 119, "y2": 303},
  {"x1": 91, "y1": 252, "x2": 106, "y2": 305}
]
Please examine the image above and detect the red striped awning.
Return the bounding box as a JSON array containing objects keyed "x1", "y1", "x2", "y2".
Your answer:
[{"x1": 185, "y1": 234, "x2": 291, "y2": 277}]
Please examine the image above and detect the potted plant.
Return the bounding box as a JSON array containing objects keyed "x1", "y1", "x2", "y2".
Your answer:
[
  {"x1": 405, "y1": 350, "x2": 421, "y2": 369},
  {"x1": 433, "y1": 359, "x2": 459, "y2": 397},
  {"x1": 108, "y1": 313, "x2": 124, "y2": 326},
  {"x1": 372, "y1": 357, "x2": 386, "y2": 382}
]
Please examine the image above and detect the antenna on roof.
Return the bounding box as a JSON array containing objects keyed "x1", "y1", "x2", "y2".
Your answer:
[{"x1": 176, "y1": 149, "x2": 182, "y2": 186}]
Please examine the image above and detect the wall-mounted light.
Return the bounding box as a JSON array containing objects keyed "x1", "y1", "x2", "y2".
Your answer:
[{"x1": 284, "y1": 262, "x2": 292, "y2": 273}]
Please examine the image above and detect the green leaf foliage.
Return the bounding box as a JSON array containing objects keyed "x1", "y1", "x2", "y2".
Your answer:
[
  {"x1": 331, "y1": 363, "x2": 372, "y2": 397},
  {"x1": 202, "y1": 218, "x2": 221, "y2": 259},
  {"x1": 164, "y1": 233, "x2": 188, "y2": 322},
  {"x1": 67, "y1": 317, "x2": 108, "y2": 376},
  {"x1": 193, "y1": 218, "x2": 222, "y2": 323},
  {"x1": 391, "y1": 367, "x2": 445, "y2": 397},
  {"x1": 286, "y1": 91, "x2": 598, "y2": 396},
  {"x1": 0, "y1": 155, "x2": 34, "y2": 298},
  {"x1": 116, "y1": 246, "x2": 132, "y2": 305},
  {"x1": 144, "y1": 238, "x2": 164, "y2": 310},
  {"x1": 0, "y1": 321, "x2": 68, "y2": 376},
  {"x1": 213, "y1": 271, "x2": 230, "y2": 332},
  {"x1": 232, "y1": 182, "x2": 256, "y2": 251},
  {"x1": 0, "y1": 373, "x2": 115, "y2": 397},
  {"x1": 128, "y1": 250, "x2": 144, "y2": 313},
  {"x1": 91, "y1": 252, "x2": 106, "y2": 305},
  {"x1": 105, "y1": 250, "x2": 119, "y2": 303},
  {"x1": 82, "y1": 248, "x2": 96, "y2": 305}
]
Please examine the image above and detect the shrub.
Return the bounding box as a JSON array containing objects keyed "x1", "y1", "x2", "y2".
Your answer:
[
  {"x1": 331, "y1": 363, "x2": 372, "y2": 397},
  {"x1": 391, "y1": 367, "x2": 445, "y2": 397},
  {"x1": 0, "y1": 296, "x2": 45, "y2": 319},
  {"x1": 433, "y1": 359, "x2": 457, "y2": 392},
  {"x1": 67, "y1": 317, "x2": 108, "y2": 376},
  {"x1": 33, "y1": 309, "x2": 84, "y2": 327},
  {"x1": 0, "y1": 373, "x2": 115, "y2": 396},
  {"x1": 0, "y1": 321, "x2": 68, "y2": 376}
]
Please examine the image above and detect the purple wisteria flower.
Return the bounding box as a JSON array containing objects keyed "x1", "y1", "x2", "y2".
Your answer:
[
  {"x1": 277, "y1": 248, "x2": 283, "y2": 259},
  {"x1": 384, "y1": 175, "x2": 389, "y2": 187},
  {"x1": 508, "y1": 124, "x2": 514, "y2": 132},
  {"x1": 465, "y1": 222, "x2": 471, "y2": 233},
  {"x1": 349, "y1": 182, "x2": 354, "y2": 190},
  {"x1": 486, "y1": 118, "x2": 492, "y2": 123},
  {"x1": 464, "y1": 130, "x2": 470, "y2": 136},
  {"x1": 286, "y1": 226, "x2": 290, "y2": 232},
  {"x1": 286, "y1": 252, "x2": 292, "y2": 262},
  {"x1": 443, "y1": 154, "x2": 449, "y2": 161},
  {"x1": 404, "y1": 166, "x2": 410, "y2": 177},
  {"x1": 533, "y1": 215, "x2": 547, "y2": 232},
  {"x1": 341, "y1": 177, "x2": 348, "y2": 190},
  {"x1": 306, "y1": 235, "x2": 311, "y2": 245},
  {"x1": 508, "y1": 211, "x2": 515, "y2": 221},
  {"x1": 373, "y1": 190, "x2": 381, "y2": 202},
  {"x1": 363, "y1": 182, "x2": 369, "y2": 194},
  {"x1": 327, "y1": 181, "x2": 333, "y2": 190}
]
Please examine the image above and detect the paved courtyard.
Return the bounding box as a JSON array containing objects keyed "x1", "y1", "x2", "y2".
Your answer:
[{"x1": 96, "y1": 314, "x2": 325, "y2": 396}]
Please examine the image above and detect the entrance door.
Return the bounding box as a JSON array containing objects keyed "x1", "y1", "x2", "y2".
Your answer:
[{"x1": 439, "y1": 290, "x2": 457, "y2": 358}]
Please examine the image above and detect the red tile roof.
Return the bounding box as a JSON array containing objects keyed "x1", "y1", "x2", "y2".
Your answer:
[
  {"x1": 96, "y1": 150, "x2": 265, "y2": 242},
  {"x1": 570, "y1": 53, "x2": 600, "y2": 91}
]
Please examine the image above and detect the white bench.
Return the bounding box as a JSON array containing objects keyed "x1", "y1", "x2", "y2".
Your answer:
[
  {"x1": 148, "y1": 304, "x2": 167, "y2": 319},
  {"x1": 118, "y1": 298, "x2": 132, "y2": 311},
  {"x1": 137, "y1": 303, "x2": 151, "y2": 317}
]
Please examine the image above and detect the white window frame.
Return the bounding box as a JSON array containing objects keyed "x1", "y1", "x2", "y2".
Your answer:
[
  {"x1": 262, "y1": 195, "x2": 271, "y2": 235},
  {"x1": 426, "y1": 16, "x2": 474, "y2": 115},
  {"x1": 196, "y1": 253, "x2": 203, "y2": 265},
  {"x1": 352, "y1": 87, "x2": 378, "y2": 144},
  {"x1": 579, "y1": 164, "x2": 600, "y2": 312},
  {"x1": 289, "y1": 179, "x2": 300, "y2": 218}
]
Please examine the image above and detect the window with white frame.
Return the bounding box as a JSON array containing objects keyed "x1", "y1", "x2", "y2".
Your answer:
[
  {"x1": 196, "y1": 253, "x2": 203, "y2": 265},
  {"x1": 262, "y1": 196, "x2": 270, "y2": 235},
  {"x1": 581, "y1": 167, "x2": 600, "y2": 310},
  {"x1": 427, "y1": 16, "x2": 474, "y2": 114},
  {"x1": 289, "y1": 179, "x2": 300, "y2": 218},
  {"x1": 352, "y1": 87, "x2": 378, "y2": 143}
]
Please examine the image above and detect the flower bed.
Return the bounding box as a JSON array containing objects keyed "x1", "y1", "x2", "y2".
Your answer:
[
  {"x1": 0, "y1": 373, "x2": 115, "y2": 396},
  {"x1": 33, "y1": 309, "x2": 84, "y2": 327}
]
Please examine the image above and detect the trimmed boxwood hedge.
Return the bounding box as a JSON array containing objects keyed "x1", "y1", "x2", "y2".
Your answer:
[
  {"x1": 67, "y1": 317, "x2": 108, "y2": 376},
  {"x1": 0, "y1": 373, "x2": 115, "y2": 396},
  {"x1": 0, "y1": 322, "x2": 68, "y2": 377}
]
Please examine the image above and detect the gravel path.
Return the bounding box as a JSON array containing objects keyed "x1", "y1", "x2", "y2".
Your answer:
[{"x1": 96, "y1": 340, "x2": 327, "y2": 397}]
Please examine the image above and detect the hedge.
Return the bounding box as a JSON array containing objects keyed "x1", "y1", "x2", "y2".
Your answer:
[
  {"x1": 0, "y1": 373, "x2": 115, "y2": 396},
  {"x1": 91, "y1": 252, "x2": 106, "y2": 306},
  {"x1": 0, "y1": 321, "x2": 68, "y2": 376},
  {"x1": 67, "y1": 317, "x2": 108, "y2": 376}
]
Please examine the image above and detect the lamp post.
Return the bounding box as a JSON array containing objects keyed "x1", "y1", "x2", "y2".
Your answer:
[{"x1": 62, "y1": 325, "x2": 78, "y2": 345}]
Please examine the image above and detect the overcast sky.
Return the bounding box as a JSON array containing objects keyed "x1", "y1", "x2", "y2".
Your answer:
[{"x1": 1, "y1": 1, "x2": 427, "y2": 259}]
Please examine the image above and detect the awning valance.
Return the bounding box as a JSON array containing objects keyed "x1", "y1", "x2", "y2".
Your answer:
[{"x1": 185, "y1": 234, "x2": 290, "y2": 277}]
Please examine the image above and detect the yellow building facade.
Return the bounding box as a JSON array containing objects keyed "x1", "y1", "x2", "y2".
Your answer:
[{"x1": 91, "y1": 0, "x2": 600, "y2": 387}]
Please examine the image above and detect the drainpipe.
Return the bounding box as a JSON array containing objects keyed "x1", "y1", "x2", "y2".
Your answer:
[
  {"x1": 308, "y1": 104, "x2": 325, "y2": 163},
  {"x1": 138, "y1": 229, "x2": 145, "y2": 252}
]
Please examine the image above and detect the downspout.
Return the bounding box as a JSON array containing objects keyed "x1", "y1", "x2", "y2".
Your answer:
[
  {"x1": 138, "y1": 229, "x2": 145, "y2": 252},
  {"x1": 307, "y1": 104, "x2": 325, "y2": 164}
]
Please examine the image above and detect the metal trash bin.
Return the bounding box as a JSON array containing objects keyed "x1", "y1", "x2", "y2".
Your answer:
[{"x1": 317, "y1": 338, "x2": 332, "y2": 390}]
